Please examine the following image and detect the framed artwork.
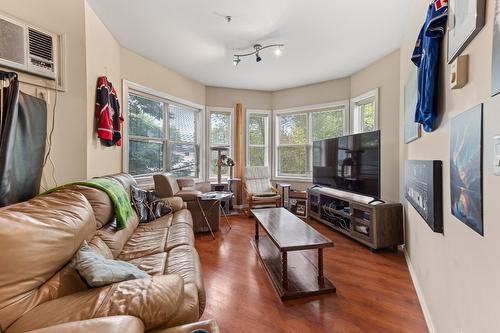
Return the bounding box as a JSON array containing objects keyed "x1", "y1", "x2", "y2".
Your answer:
[
  {"x1": 404, "y1": 67, "x2": 421, "y2": 144},
  {"x1": 492, "y1": 0, "x2": 500, "y2": 96},
  {"x1": 405, "y1": 160, "x2": 443, "y2": 233},
  {"x1": 450, "y1": 104, "x2": 483, "y2": 236},
  {"x1": 448, "y1": 0, "x2": 486, "y2": 64}
]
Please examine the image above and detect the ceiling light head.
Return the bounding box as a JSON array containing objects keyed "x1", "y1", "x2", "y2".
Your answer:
[
  {"x1": 255, "y1": 53, "x2": 262, "y2": 62},
  {"x1": 274, "y1": 46, "x2": 282, "y2": 56},
  {"x1": 233, "y1": 56, "x2": 240, "y2": 66}
]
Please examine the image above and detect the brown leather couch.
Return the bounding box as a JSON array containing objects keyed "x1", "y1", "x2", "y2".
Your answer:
[
  {"x1": 0, "y1": 173, "x2": 218, "y2": 333},
  {"x1": 154, "y1": 173, "x2": 219, "y2": 233}
]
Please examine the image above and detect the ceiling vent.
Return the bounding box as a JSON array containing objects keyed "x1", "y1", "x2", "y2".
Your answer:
[{"x1": 0, "y1": 13, "x2": 59, "y2": 80}]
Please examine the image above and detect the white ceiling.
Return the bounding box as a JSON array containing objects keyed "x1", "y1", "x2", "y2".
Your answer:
[{"x1": 87, "y1": 0, "x2": 409, "y2": 91}]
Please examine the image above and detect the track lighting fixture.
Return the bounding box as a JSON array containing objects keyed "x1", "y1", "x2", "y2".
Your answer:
[{"x1": 233, "y1": 43, "x2": 284, "y2": 65}]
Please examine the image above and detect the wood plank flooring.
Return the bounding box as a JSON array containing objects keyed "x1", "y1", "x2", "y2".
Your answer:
[{"x1": 195, "y1": 215, "x2": 427, "y2": 333}]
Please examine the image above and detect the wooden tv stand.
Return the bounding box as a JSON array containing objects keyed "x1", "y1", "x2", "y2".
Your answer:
[{"x1": 308, "y1": 187, "x2": 403, "y2": 250}]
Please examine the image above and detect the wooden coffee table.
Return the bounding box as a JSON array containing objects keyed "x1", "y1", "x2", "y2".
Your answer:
[{"x1": 251, "y1": 208, "x2": 336, "y2": 301}]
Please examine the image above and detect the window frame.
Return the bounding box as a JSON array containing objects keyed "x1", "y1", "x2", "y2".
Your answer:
[
  {"x1": 350, "y1": 88, "x2": 379, "y2": 134},
  {"x1": 246, "y1": 109, "x2": 272, "y2": 168},
  {"x1": 206, "y1": 106, "x2": 235, "y2": 181},
  {"x1": 273, "y1": 101, "x2": 349, "y2": 182},
  {"x1": 122, "y1": 80, "x2": 206, "y2": 182}
]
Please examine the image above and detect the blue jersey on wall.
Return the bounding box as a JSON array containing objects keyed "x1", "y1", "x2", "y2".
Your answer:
[{"x1": 411, "y1": 0, "x2": 448, "y2": 132}]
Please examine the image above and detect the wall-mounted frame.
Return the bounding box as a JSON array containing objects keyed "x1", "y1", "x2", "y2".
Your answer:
[
  {"x1": 447, "y1": 0, "x2": 486, "y2": 64},
  {"x1": 405, "y1": 160, "x2": 443, "y2": 233},
  {"x1": 491, "y1": 0, "x2": 500, "y2": 96},
  {"x1": 404, "y1": 67, "x2": 421, "y2": 144},
  {"x1": 450, "y1": 104, "x2": 483, "y2": 236}
]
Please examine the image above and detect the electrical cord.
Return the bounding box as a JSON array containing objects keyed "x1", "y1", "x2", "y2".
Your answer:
[{"x1": 41, "y1": 80, "x2": 59, "y2": 191}]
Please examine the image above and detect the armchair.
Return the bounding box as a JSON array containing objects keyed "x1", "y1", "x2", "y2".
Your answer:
[
  {"x1": 153, "y1": 173, "x2": 219, "y2": 233},
  {"x1": 244, "y1": 166, "x2": 281, "y2": 215}
]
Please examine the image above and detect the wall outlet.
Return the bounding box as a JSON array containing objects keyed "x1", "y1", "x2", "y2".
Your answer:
[{"x1": 494, "y1": 136, "x2": 500, "y2": 176}]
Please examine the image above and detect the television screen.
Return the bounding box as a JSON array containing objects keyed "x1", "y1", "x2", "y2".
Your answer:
[{"x1": 313, "y1": 130, "x2": 380, "y2": 198}]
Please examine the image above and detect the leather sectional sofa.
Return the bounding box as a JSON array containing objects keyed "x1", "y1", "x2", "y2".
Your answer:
[{"x1": 0, "y1": 173, "x2": 218, "y2": 333}]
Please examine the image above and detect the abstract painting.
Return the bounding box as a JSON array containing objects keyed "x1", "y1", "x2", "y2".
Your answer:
[
  {"x1": 404, "y1": 67, "x2": 421, "y2": 143},
  {"x1": 405, "y1": 160, "x2": 443, "y2": 233},
  {"x1": 450, "y1": 104, "x2": 483, "y2": 236},
  {"x1": 492, "y1": 0, "x2": 500, "y2": 96},
  {"x1": 448, "y1": 0, "x2": 486, "y2": 63}
]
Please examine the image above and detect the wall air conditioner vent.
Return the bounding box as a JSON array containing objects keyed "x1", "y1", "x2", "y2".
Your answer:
[
  {"x1": 0, "y1": 12, "x2": 59, "y2": 80},
  {"x1": 27, "y1": 27, "x2": 55, "y2": 79}
]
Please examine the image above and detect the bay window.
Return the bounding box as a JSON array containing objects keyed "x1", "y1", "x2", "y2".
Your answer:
[
  {"x1": 246, "y1": 110, "x2": 271, "y2": 167},
  {"x1": 351, "y1": 89, "x2": 379, "y2": 134},
  {"x1": 208, "y1": 107, "x2": 233, "y2": 179},
  {"x1": 275, "y1": 103, "x2": 347, "y2": 180},
  {"x1": 125, "y1": 85, "x2": 202, "y2": 179}
]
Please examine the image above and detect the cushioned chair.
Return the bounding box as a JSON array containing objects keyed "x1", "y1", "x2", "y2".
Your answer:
[
  {"x1": 154, "y1": 173, "x2": 219, "y2": 233},
  {"x1": 244, "y1": 166, "x2": 281, "y2": 215}
]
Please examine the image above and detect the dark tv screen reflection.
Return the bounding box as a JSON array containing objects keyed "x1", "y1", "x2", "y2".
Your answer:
[{"x1": 313, "y1": 130, "x2": 381, "y2": 198}]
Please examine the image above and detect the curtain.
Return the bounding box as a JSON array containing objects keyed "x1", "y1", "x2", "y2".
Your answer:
[{"x1": 0, "y1": 71, "x2": 47, "y2": 207}]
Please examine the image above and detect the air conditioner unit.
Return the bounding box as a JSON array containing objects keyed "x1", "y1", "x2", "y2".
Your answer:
[{"x1": 0, "y1": 14, "x2": 58, "y2": 80}]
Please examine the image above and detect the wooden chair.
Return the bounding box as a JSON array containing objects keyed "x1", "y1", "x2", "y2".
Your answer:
[{"x1": 244, "y1": 166, "x2": 281, "y2": 216}]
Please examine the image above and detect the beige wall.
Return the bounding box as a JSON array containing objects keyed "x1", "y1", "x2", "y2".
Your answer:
[
  {"x1": 400, "y1": 1, "x2": 500, "y2": 333},
  {"x1": 272, "y1": 77, "x2": 351, "y2": 109},
  {"x1": 205, "y1": 86, "x2": 272, "y2": 109},
  {"x1": 120, "y1": 48, "x2": 206, "y2": 106},
  {"x1": 84, "y1": 1, "x2": 122, "y2": 178},
  {"x1": 352, "y1": 50, "x2": 400, "y2": 201},
  {"x1": 0, "y1": 0, "x2": 88, "y2": 189}
]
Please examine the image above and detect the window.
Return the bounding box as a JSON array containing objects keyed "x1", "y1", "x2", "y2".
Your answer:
[
  {"x1": 208, "y1": 108, "x2": 233, "y2": 179},
  {"x1": 275, "y1": 103, "x2": 347, "y2": 179},
  {"x1": 126, "y1": 89, "x2": 202, "y2": 178},
  {"x1": 351, "y1": 89, "x2": 379, "y2": 134},
  {"x1": 246, "y1": 110, "x2": 271, "y2": 167}
]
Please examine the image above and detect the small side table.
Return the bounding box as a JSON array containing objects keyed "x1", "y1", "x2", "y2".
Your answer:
[
  {"x1": 197, "y1": 192, "x2": 234, "y2": 240},
  {"x1": 275, "y1": 183, "x2": 291, "y2": 208}
]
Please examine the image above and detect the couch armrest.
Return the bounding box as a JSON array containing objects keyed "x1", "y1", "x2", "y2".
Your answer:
[
  {"x1": 6, "y1": 275, "x2": 185, "y2": 333},
  {"x1": 25, "y1": 316, "x2": 144, "y2": 333},
  {"x1": 176, "y1": 178, "x2": 195, "y2": 190},
  {"x1": 149, "y1": 320, "x2": 219, "y2": 333},
  {"x1": 162, "y1": 197, "x2": 187, "y2": 211}
]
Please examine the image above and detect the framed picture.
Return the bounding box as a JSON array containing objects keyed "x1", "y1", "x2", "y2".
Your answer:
[
  {"x1": 404, "y1": 67, "x2": 421, "y2": 144},
  {"x1": 405, "y1": 160, "x2": 443, "y2": 233},
  {"x1": 450, "y1": 104, "x2": 483, "y2": 236},
  {"x1": 492, "y1": 0, "x2": 500, "y2": 96},
  {"x1": 448, "y1": 0, "x2": 486, "y2": 64}
]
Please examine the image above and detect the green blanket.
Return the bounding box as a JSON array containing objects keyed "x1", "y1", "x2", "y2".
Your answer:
[{"x1": 44, "y1": 179, "x2": 132, "y2": 230}]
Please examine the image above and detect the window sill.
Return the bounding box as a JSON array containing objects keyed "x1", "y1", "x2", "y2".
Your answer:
[{"x1": 272, "y1": 176, "x2": 313, "y2": 184}]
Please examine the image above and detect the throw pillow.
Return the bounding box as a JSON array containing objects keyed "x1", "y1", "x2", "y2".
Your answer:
[
  {"x1": 146, "y1": 191, "x2": 172, "y2": 220},
  {"x1": 74, "y1": 242, "x2": 149, "y2": 287},
  {"x1": 131, "y1": 185, "x2": 172, "y2": 223},
  {"x1": 130, "y1": 185, "x2": 149, "y2": 223}
]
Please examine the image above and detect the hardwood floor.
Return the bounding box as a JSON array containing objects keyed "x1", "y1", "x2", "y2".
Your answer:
[{"x1": 195, "y1": 215, "x2": 427, "y2": 333}]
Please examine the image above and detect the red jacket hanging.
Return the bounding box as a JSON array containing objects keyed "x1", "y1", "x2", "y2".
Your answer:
[{"x1": 95, "y1": 76, "x2": 123, "y2": 146}]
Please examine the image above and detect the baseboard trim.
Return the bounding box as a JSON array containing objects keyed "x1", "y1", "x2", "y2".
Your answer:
[{"x1": 403, "y1": 245, "x2": 436, "y2": 333}]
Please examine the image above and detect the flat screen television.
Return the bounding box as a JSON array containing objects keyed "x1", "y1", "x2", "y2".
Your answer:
[{"x1": 313, "y1": 130, "x2": 381, "y2": 198}]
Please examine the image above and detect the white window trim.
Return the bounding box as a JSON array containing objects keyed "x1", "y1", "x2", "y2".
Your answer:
[
  {"x1": 350, "y1": 88, "x2": 379, "y2": 134},
  {"x1": 272, "y1": 101, "x2": 349, "y2": 182},
  {"x1": 246, "y1": 109, "x2": 272, "y2": 168},
  {"x1": 122, "y1": 80, "x2": 206, "y2": 182},
  {"x1": 206, "y1": 106, "x2": 235, "y2": 181}
]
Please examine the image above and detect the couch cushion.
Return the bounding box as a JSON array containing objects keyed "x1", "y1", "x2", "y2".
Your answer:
[
  {"x1": 68, "y1": 185, "x2": 114, "y2": 229},
  {"x1": 118, "y1": 228, "x2": 167, "y2": 261},
  {"x1": 89, "y1": 236, "x2": 113, "y2": 259},
  {"x1": 99, "y1": 173, "x2": 138, "y2": 197},
  {"x1": 165, "y1": 224, "x2": 195, "y2": 251},
  {"x1": 0, "y1": 190, "x2": 96, "y2": 330},
  {"x1": 25, "y1": 316, "x2": 145, "y2": 333},
  {"x1": 126, "y1": 252, "x2": 167, "y2": 276},
  {"x1": 172, "y1": 209, "x2": 194, "y2": 228},
  {"x1": 97, "y1": 213, "x2": 139, "y2": 258},
  {"x1": 136, "y1": 214, "x2": 174, "y2": 231},
  {"x1": 153, "y1": 173, "x2": 180, "y2": 198},
  {"x1": 176, "y1": 189, "x2": 202, "y2": 201}
]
